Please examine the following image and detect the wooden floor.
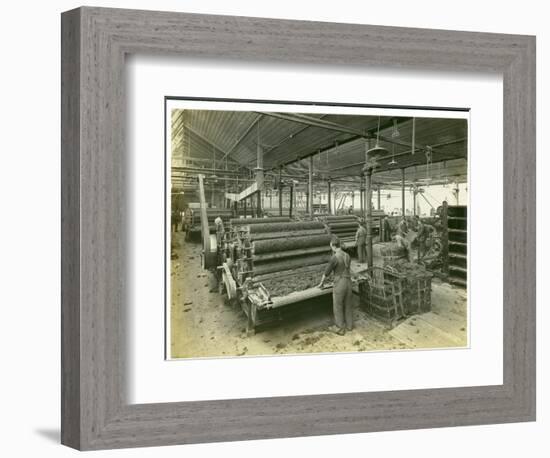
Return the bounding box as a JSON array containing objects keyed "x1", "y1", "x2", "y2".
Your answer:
[
  {"x1": 389, "y1": 281, "x2": 468, "y2": 349},
  {"x1": 349, "y1": 258, "x2": 468, "y2": 349}
]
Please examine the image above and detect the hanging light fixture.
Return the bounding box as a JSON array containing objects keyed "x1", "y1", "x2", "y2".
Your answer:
[
  {"x1": 366, "y1": 116, "x2": 389, "y2": 156},
  {"x1": 391, "y1": 118, "x2": 400, "y2": 139},
  {"x1": 388, "y1": 143, "x2": 397, "y2": 165}
]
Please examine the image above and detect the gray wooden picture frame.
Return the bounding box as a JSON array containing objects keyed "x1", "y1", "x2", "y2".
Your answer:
[{"x1": 61, "y1": 6, "x2": 536, "y2": 451}]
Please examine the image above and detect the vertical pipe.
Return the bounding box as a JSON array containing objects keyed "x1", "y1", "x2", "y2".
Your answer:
[
  {"x1": 308, "y1": 156, "x2": 314, "y2": 217},
  {"x1": 413, "y1": 190, "x2": 417, "y2": 216},
  {"x1": 289, "y1": 183, "x2": 294, "y2": 218},
  {"x1": 365, "y1": 168, "x2": 373, "y2": 268},
  {"x1": 197, "y1": 175, "x2": 210, "y2": 264},
  {"x1": 363, "y1": 137, "x2": 370, "y2": 221},
  {"x1": 278, "y1": 167, "x2": 283, "y2": 216},
  {"x1": 327, "y1": 179, "x2": 332, "y2": 215},
  {"x1": 377, "y1": 186, "x2": 381, "y2": 210},
  {"x1": 401, "y1": 168, "x2": 406, "y2": 216},
  {"x1": 255, "y1": 140, "x2": 263, "y2": 218}
]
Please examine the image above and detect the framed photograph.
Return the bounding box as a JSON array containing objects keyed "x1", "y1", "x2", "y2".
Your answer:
[{"x1": 61, "y1": 6, "x2": 536, "y2": 450}]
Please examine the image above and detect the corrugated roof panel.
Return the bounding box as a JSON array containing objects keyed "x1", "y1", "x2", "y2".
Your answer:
[{"x1": 171, "y1": 108, "x2": 468, "y2": 180}]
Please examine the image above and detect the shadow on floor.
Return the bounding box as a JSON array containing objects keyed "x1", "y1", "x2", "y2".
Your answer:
[{"x1": 35, "y1": 428, "x2": 60, "y2": 443}]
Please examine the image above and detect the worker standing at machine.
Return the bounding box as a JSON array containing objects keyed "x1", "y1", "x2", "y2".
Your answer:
[
  {"x1": 355, "y1": 220, "x2": 367, "y2": 263},
  {"x1": 171, "y1": 208, "x2": 181, "y2": 232},
  {"x1": 214, "y1": 216, "x2": 225, "y2": 247},
  {"x1": 318, "y1": 236, "x2": 354, "y2": 336},
  {"x1": 381, "y1": 215, "x2": 392, "y2": 242}
]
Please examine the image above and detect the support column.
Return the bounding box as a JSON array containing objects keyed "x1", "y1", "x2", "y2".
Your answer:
[
  {"x1": 255, "y1": 143, "x2": 264, "y2": 218},
  {"x1": 327, "y1": 179, "x2": 332, "y2": 215},
  {"x1": 359, "y1": 186, "x2": 364, "y2": 218},
  {"x1": 278, "y1": 167, "x2": 283, "y2": 216},
  {"x1": 377, "y1": 186, "x2": 381, "y2": 210},
  {"x1": 308, "y1": 156, "x2": 314, "y2": 217},
  {"x1": 289, "y1": 183, "x2": 294, "y2": 218},
  {"x1": 413, "y1": 189, "x2": 417, "y2": 216},
  {"x1": 401, "y1": 168, "x2": 406, "y2": 216},
  {"x1": 365, "y1": 167, "x2": 373, "y2": 268}
]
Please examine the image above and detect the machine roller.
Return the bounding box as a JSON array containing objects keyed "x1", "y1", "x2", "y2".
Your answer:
[
  {"x1": 219, "y1": 220, "x2": 335, "y2": 334},
  {"x1": 321, "y1": 214, "x2": 360, "y2": 248}
]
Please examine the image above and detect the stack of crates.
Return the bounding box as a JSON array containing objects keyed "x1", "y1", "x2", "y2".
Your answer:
[
  {"x1": 358, "y1": 265, "x2": 432, "y2": 326},
  {"x1": 400, "y1": 269, "x2": 432, "y2": 314}
]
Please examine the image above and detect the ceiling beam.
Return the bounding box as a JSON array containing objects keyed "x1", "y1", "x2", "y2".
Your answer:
[
  {"x1": 258, "y1": 111, "x2": 366, "y2": 137},
  {"x1": 323, "y1": 137, "x2": 466, "y2": 174},
  {"x1": 221, "y1": 114, "x2": 263, "y2": 161},
  {"x1": 184, "y1": 124, "x2": 246, "y2": 168},
  {"x1": 271, "y1": 117, "x2": 408, "y2": 170},
  {"x1": 245, "y1": 115, "x2": 331, "y2": 166}
]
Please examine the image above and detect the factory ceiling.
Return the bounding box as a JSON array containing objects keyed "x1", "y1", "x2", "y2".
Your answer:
[{"x1": 171, "y1": 109, "x2": 468, "y2": 186}]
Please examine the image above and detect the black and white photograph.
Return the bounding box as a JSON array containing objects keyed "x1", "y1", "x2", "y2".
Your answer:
[{"x1": 167, "y1": 100, "x2": 469, "y2": 359}]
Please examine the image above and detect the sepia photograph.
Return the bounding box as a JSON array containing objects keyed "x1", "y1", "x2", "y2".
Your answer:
[{"x1": 167, "y1": 100, "x2": 469, "y2": 359}]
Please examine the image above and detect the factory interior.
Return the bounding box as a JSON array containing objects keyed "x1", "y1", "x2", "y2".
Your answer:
[{"x1": 169, "y1": 108, "x2": 468, "y2": 359}]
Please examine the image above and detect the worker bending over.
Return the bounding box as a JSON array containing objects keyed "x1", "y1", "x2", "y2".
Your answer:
[
  {"x1": 397, "y1": 216, "x2": 408, "y2": 236},
  {"x1": 414, "y1": 215, "x2": 431, "y2": 261},
  {"x1": 318, "y1": 236, "x2": 354, "y2": 336},
  {"x1": 355, "y1": 220, "x2": 367, "y2": 263}
]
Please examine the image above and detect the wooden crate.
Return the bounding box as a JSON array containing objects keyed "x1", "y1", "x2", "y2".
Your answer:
[{"x1": 359, "y1": 266, "x2": 432, "y2": 326}]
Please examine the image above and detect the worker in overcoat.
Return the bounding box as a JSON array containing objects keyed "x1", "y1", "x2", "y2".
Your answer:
[{"x1": 318, "y1": 236, "x2": 354, "y2": 335}]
